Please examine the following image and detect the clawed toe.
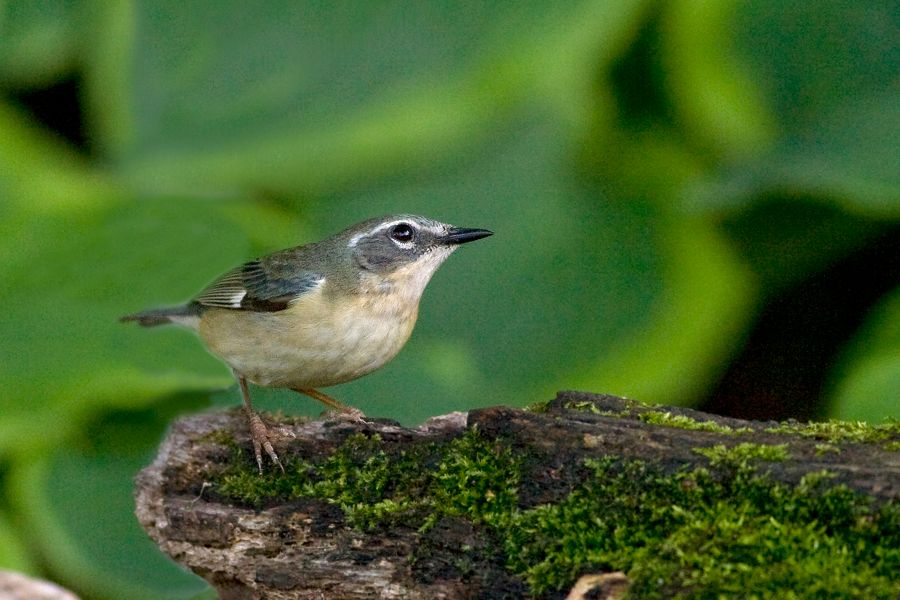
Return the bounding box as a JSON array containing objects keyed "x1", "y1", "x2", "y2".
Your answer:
[
  {"x1": 323, "y1": 407, "x2": 367, "y2": 424},
  {"x1": 343, "y1": 407, "x2": 367, "y2": 423},
  {"x1": 234, "y1": 372, "x2": 286, "y2": 474},
  {"x1": 295, "y1": 387, "x2": 365, "y2": 422},
  {"x1": 274, "y1": 426, "x2": 298, "y2": 439},
  {"x1": 246, "y1": 411, "x2": 285, "y2": 474}
]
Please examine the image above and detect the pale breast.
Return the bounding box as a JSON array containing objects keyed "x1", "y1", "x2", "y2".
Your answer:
[{"x1": 198, "y1": 285, "x2": 419, "y2": 388}]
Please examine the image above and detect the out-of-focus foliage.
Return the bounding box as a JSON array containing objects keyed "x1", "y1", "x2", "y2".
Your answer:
[
  {"x1": 11, "y1": 400, "x2": 215, "y2": 600},
  {"x1": 0, "y1": 510, "x2": 34, "y2": 574},
  {"x1": 684, "y1": 2, "x2": 899, "y2": 216},
  {"x1": 0, "y1": 1, "x2": 896, "y2": 598},
  {"x1": 829, "y1": 287, "x2": 900, "y2": 422}
]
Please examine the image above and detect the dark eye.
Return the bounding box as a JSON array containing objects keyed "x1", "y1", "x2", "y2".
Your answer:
[{"x1": 390, "y1": 223, "x2": 414, "y2": 243}]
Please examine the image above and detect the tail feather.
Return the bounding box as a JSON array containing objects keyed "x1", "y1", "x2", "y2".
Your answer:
[{"x1": 120, "y1": 304, "x2": 200, "y2": 327}]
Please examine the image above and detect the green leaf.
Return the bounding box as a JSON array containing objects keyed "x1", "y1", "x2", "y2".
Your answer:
[
  {"x1": 718, "y1": 199, "x2": 887, "y2": 296},
  {"x1": 0, "y1": 510, "x2": 36, "y2": 574},
  {"x1": 675, "y1": 0, "x2": 900, "y2": 216},
  {"x1": 0, "y1": 187, "x2": 278, "y2": 454},
  {"x1": 660, "y1": 0, "x2": 776, "y2": 159},
  {"x1": 101, "y1": 0, "x2": 646, "y2": 195},
  {"x1": 0, "y1": 101, "x2": 117, "y2": 217},
  {"x1": 828, "y1": 287, "x2": 900, "y2": 421},
  {"x1": 9, "y1": 403, "x2": 215, "y2": 600},
  {"x1": 568, "y1": 215, "x2": 754, "y2": 402},
  {"x1": 0, "y1": 0, "x2": 84, "y2": 87}
]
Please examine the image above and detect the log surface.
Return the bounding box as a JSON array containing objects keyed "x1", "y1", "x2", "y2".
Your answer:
[{"x1": 135, "y1": 392, "x2": 899, "y2": 599}]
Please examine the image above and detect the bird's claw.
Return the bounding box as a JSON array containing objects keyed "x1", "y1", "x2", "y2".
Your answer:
[
  {"x1": 246, "y1": 411, "x2": 285, "y2": 474},
  {"x1": 327, "y1": 407, "x2": 367, "y2": 424}
]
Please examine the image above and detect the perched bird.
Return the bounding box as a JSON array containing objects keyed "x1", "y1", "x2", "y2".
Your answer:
[{"x1": 122, "y1": 215, "x2": 492, "y2": 472}]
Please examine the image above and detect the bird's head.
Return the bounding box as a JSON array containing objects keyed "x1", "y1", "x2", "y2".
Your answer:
[{"x1": 342, "y1": 215, "x2": 493, "y2": 298}]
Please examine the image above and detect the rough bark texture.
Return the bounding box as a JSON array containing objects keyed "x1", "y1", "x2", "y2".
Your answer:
[{"x1": 135, "y1": 392, "x2": 899, "y2": 599}]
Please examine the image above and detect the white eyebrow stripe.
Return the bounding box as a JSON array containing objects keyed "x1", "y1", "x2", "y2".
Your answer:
[{"x1": 347, "y1": 219, "x2": 415, "y2": 248}]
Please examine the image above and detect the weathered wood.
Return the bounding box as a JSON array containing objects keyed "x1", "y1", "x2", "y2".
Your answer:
[{"x1": 135, "y1": 392, "x2": 899, "y2": 599}]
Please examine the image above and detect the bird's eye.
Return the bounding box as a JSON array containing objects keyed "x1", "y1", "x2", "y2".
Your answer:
[{"x1": 390, "y1": 223, "x2": 414, "y2": 243}]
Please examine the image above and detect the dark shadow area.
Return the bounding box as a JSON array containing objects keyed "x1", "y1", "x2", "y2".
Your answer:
[
  {"x1": 702, "y1": 224, "x2": 900, "y2": 421},
  {"x1": 6, "y1": 73, "x2": 89, "y2": 155}
]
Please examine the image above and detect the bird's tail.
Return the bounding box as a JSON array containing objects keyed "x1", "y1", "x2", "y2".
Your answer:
[{"x1": 119, "y1": 303, "x2": 201, "y2": 327}]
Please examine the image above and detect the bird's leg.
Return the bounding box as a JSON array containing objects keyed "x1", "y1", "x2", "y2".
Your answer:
[
  {"x1": 294, "y1": 387, "x2": 366, "y2": 420},
  {"x1": 235, "y1": 371, "x2": 284, "y2": 474}
]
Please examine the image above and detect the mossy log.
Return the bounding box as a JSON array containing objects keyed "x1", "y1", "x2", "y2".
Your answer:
[{"x1": 135, "y1": 392, "x2": 899, "y2": 599}]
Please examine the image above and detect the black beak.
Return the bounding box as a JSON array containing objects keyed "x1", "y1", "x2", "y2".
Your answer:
[{"x1": 443, "y1": 227, "x2": 493, "y2": 245}]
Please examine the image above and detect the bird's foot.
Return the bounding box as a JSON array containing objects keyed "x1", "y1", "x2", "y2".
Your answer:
[
  {"x1": 244, "y1": 409, "x2": 286, "y2": 474},
  {"x1": 295, "y1": 387, "x2": 366, "y2": 423},
  {"x1": 329, "y1": 406, "x2": 367, "y2": 424}
]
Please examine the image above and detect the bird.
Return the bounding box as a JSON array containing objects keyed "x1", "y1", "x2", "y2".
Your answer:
[{"x1": 121, "y1": 214, "x2": 492, "y2": 472}]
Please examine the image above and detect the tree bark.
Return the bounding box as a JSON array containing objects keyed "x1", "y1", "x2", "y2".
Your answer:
[{"x1": 135, "y1": 391, "x2": 899, "y2": 599}]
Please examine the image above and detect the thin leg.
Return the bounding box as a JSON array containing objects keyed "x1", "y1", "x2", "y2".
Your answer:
[
  {"x1": 294, "y1": 387, "x2": 365, "y2": 419},
  {"x1": 236, "y1": 371, "x2": 284, "y2": 474}
]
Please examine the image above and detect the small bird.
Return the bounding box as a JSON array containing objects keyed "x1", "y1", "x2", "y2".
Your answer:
[{"x1": 122, "y1": 215, "x2": 492, "y2": 472}]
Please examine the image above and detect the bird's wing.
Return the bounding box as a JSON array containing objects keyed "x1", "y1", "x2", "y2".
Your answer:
[{"x1": 193, "y1": 251, "x2": 324, "y2": 312}]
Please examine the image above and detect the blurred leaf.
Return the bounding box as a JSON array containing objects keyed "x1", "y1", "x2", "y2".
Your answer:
[
  {"x1": 661, "y1": 0, "x2": 776, "y2": 159},
  {"x1": 0, "y1": 104, "x2": 306, "y2": 453},
  {"x1": 680, "y1": 0, "x2": 900, "y2": 216},
  {"x1": 582, "y1": 113, "x2": 756, "y2": 403},
  {"x1": 0, "y1": 510, "x2": 35, "y2": 574},
  {"x1": 719, "y1": 199, "x2": 887, "y2": 295},
  {"x1": 0, "y1": 0, "x2": 84, "y2": 88},
  {"x1": 10, "y1": 402, "x2": 215, "y2": 600},
  {"x1": 828, "y1": 287, "x2": 900, "y2": 421},
  {"x1": 734, "y1": 1, "x2": 896, "y2": 131},
  {"x1": 101, "y1": 0, "x2": 645, "y2": 195},
  {"x1": 81, "y1": 0, "x2": 133, "y2": 157},
  {"x1": 567, "y1": 215, "x2": 753, "y2": 402},
  {"x1": 0, "y1": 192, "x2": 281, "y2": 455},
  {"x1": 0, "y1": 101, "x2": 116, "y2": 217}
]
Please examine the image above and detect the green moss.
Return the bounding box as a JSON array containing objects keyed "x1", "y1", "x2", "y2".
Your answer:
[
  {"x1": 638, "y1": 410, "x2": 753, "y2": 434},
  {"x1": 199, "y1": 428, "x2": 241, "y2": 448},
  {"x1": 213, "y1": 428, "x2": 519, "y2": 531},
  {"x1": 207, "y1": 427, "x2": 898, "y2": 598},
  {"x1": 564, "y1": 400, "x2": 900, "y2": 451},
  {"x1": 815, "y1": 442, "x2": 841, "y2": 456},
  {"x1": 563, "y1": 403, "x2": 756, "y2": 430},
  {"x1": 563, "y1": 400, "x2": 629, "y2": 417},
  {"x1": 525, "y1": 400, "x2": 551, "y2": 413},
  {"x1": 694, "y1": 442, "x2": 790, "y2": 466},
  {"x1": 505, "y1": 460, "x2": 897, "y2": 597},
  {"x1": 765, "y1": 418, "x2": 900, "y2": 445},
  {"x1": 427, "y1": 426, "x2": 519, "y2": 527}
]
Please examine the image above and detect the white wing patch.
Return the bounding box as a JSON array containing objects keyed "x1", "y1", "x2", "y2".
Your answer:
[{"x1": 228, "y1": 291, "x2": 247, "y2": 307}]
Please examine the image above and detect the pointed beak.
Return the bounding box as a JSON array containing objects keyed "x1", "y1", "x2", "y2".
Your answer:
[{"x1": 442, "y1": 227, "x2": 494, "y2": 245}]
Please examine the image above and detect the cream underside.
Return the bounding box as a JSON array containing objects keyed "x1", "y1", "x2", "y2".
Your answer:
[
  {"x1": 199, "y1": 290, "x2": 416, "y2": 387},
  {"x1": 196, "y1": 249, "x2": 454, "y2": 388}
]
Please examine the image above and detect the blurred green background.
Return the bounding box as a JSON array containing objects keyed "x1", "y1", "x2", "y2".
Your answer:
[{"x1": 0, "y1": 1, "x2": 897, "y2": 598}]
